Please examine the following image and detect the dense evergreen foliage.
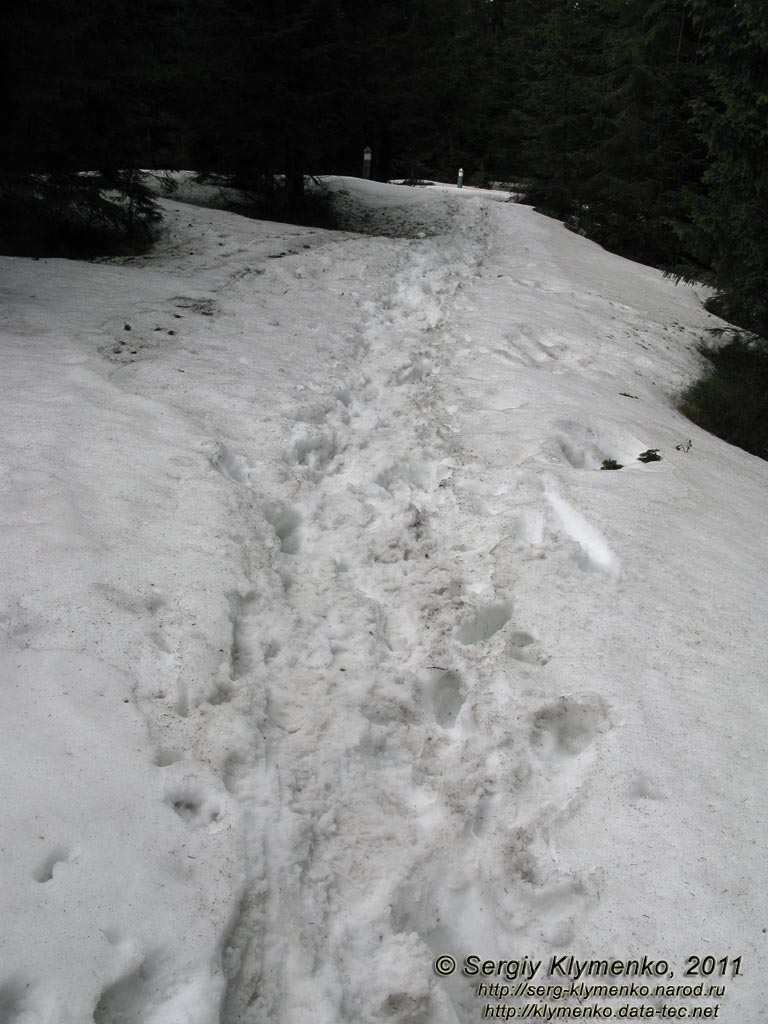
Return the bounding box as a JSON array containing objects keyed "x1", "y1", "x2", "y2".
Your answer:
[
  {"x1": 520, "y1": 0, "x2": 705, "y2": 268},
  {"x1": 1, "y1": 0, "x2": 766, "y2": 340},
  {"x1": 682, "y1": 0, "x2": 768, "y2": 335},
  {"x1": 1, "y1": 0, "x2": 182, "y2": 253},
  {"x1": 680, "y1": 336, "x2": 768, "y2": 459}
]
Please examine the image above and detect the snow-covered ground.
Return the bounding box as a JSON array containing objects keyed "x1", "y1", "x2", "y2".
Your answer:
[{"x1": 1, "y1": 177, "x2": 766, "y2": 1024}]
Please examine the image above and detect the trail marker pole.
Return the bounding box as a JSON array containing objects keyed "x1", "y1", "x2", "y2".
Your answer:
[
  {"x1": 457, "y1": 168, "x2": 464, "y2": 189},
  {"x1": 362, "y1": 147, "x2": 372, "y2": 180}
]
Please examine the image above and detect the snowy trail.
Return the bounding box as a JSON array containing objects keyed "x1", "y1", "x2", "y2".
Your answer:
[
  {"x1": 1, "y1": 179, "x2": 767, "y2": 1024},
  {"x1": 210, "y1": 195, "x2": 647, "y2": 1021},
  {"x1": 216, "y1": 198, "x2": 496, "y2": 1022}
]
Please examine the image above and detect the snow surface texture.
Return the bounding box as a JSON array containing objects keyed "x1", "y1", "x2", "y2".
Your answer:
[{"x1": 1, "y1": 176, "x2": 766, "y2": 1023}]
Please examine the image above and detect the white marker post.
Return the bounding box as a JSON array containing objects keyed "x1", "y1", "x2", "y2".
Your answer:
[
  {"x1": 457, "y1": 168, "x2": 464, "y2": 189},
  {"x1": 362, "y1": 147, "x2": 372, "y2": 180}
]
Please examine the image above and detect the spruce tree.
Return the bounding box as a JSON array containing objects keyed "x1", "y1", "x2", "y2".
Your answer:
[
  {"x1": 518, "y1": 0, "x2": 607, "y2": 221},
  {"x1": 683, "y1": 0, "x2": 768, "y2": 333},
  {"x1": 582, "y1": 0, "x2": 705, "y2": 266},
  {"x1": 0, "y1": 0, "x2": 182, "y2": 254}
]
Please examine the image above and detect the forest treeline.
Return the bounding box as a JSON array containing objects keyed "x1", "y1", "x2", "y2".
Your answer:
[{"x1": 1, "y1": 0, "x2": 767, "y2": 336}]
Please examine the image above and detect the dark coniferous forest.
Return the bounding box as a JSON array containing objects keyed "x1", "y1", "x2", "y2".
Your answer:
[{"x1": 1, "y1": 0, "x2": 767, "y2": 338}]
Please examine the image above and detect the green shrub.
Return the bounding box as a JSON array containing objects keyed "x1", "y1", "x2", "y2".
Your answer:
[
  {"x1": 680, "y1": 335, "x2": 768, "y2": 460},
  {"x1": 0, "y1": 170, "x2": 161, "y2": 258}
]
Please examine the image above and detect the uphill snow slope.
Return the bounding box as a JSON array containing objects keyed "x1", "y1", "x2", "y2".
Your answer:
[{"x1": 0, "y1": 178, "x2": 765, "y2": 1023}]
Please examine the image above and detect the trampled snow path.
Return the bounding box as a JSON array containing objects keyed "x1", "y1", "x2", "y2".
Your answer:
[
  {"x1": 216, "y1": 200, "x2": 504, "y2": 1022},
  {"x1": 1, "y1": 178, "x2": 767, "y2": 1023}
]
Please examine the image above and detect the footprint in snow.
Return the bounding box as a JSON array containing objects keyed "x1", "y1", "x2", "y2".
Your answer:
[
  {"x1": 628, "y1": 770, "x2": 666, "y2": 802},
  {"x1": 391, "y1": 355, "x2": 432, "y2": 385},
  {"x1": 93, "y1": 953, "x2": 163, "y2": 1024},
  {"x1": 154, "y1": 749, "x2": 183, "y2": 768},
  {"x1": 0, "y1": 979, "x2": 35, "y2": 1023},
  {"x1": 456, "y1": 601, "x2": 512, "y2": 645},
  {"x1": 264, "y1": 503, "x2": 302, "y2": 555},
  {"x1": 287, "y1": 432, "x2": 338, "y2": 476},
  {"x1": 429, "y1": 669, "x2": 465, "y2": 728},
  {"x1": 166, "y1": 785, "x2": 227, "y2": 832},
  {"x1": 209, "y1": 444, "x2": 253, "y2": 487},
  {"x1": 531, "y1": 693, "x2": 614, "y2": 757},
  {"x1": 226, "y1": 590, "x2": 259, "y2": 680},
  {"x1": 508, "y1": 629, "x2": 550, "y2": 665},
  {"x1": 33, "y1": 845, "x2": 73, "y2": 883}
]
